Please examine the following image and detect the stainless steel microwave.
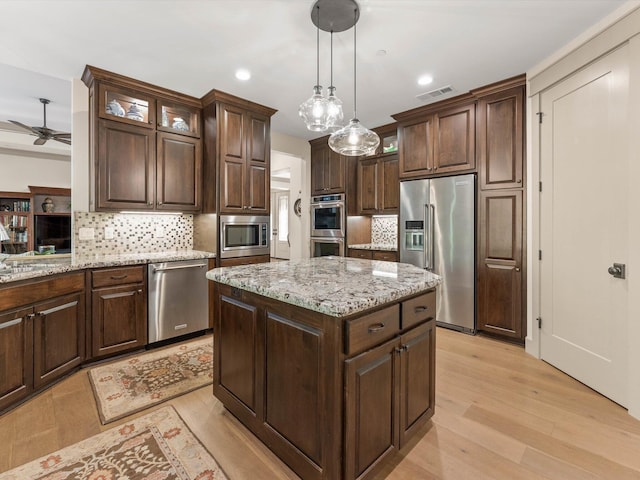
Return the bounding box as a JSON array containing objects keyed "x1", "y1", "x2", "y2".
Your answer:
[{"x1": 219, "y1": 215, "x2": 270, "y2": 258}]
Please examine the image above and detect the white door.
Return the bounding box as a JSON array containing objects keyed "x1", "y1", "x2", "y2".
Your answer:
[
  {"x1": 539, "y1": 45, "x2": 629, "y2": 406},
  {"x1": 271, "y1": 191, "x2": 290, "y2": 259}
]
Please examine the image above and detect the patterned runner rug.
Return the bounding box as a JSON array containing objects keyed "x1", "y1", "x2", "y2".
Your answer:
[
  {"x1": 88, "y1": 336, "x2": 213, "y2": 424},
  {"x1": 0, "y1": 405, "x2": 228, "y2": 480}
]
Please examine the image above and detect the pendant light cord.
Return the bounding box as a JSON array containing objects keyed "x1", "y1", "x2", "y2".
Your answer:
[
  {"x1": 353, "y1": 7, "x2": 357, "y2": 119},
  {"x1": 330, "y1": 31, "x2": 333, "y2": 88},
  {"x1": 316, "y1": 5, "x2": 320, "y2": 86}
]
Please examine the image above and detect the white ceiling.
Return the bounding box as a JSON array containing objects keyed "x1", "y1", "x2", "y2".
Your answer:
[{"x1": 0, "y1": 0, "x2": 632, "y2": 141}]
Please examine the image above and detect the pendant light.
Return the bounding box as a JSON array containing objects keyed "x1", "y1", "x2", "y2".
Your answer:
[
  {"x1": 298, "y1": 4, "x2": 329, "y2": 132},
  {"x1": 328, "y1": 6, "x2": 380, "y2": 156},
  {"x1": 325, "y1": 31, "x2": 344, "y2": 132}
]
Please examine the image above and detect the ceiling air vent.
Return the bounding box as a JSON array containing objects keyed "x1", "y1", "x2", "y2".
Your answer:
[{"x1": 416, "y1": 85, "x2": 455, "y2": 102}]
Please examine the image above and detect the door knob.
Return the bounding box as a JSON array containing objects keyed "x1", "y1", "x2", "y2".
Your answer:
[{"x1": 607, "y1": 263, "x2": 626, "y2": 279}]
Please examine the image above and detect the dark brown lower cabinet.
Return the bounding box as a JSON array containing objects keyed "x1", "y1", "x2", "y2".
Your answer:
[
  {"x1": 0, "y1": 306, "x2": 33, "y2": 412},
  {"x1": 477, "y1": 189, "x2": 524, "y2": 340},
  {"x1": 398, "y1": 320, "x2": 435, "y2": 447},
  {"x1": 345, "y1": 337, "x2": 399, "y2": 480},
  {"x1": 0, "y1": 271, "x2": 85, "y2": 413},
  {"x1": 33, "y1": 292, "x2": 85, "y2": 389},
  {"x1": 90, "y1": 266, "x2": 147, "y2": 359},
  {"x1": 213, "y1": 282, "x2": 436, "y2": 480}
]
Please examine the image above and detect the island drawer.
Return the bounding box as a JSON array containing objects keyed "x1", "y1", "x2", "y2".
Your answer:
[
  {"x1": 345, "y1": 304, "x2": 400, "y2": 356},
  {"x1": 91, "y1": 266, "x2": 144, "y2": 288},
  {"x1": 401, "y1": 290, "x2": 436, "y2": 330}
]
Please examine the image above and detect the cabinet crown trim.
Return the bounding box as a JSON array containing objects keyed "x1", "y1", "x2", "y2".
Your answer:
[
  {"x1": 81, "y1": 65, "x2": 202, "y2": 108},
  {"x1": 200, "y1": 89, "x2": 277, "y2": 117}
]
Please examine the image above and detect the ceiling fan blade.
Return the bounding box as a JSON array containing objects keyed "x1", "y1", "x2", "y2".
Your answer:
[
  {"x1": 8, "y1": 120, "x2": 38, "y2": 134},
  {"x1": 52, "y1": 132, "x2": 71, "y2": 139},
  {"x1": 33, "y1": 137, "x2": 47, "y2": 145},
  {"x1": 53, "y1": 137, "x2": 71, "y2": 146}
]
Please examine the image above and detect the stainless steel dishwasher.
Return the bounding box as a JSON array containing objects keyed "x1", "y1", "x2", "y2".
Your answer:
[{"x1": 148, "y1": 259, "x2": 209, "y2": 343}]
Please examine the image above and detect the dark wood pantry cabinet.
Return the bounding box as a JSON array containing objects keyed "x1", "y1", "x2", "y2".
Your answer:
[
  {"x1": 82, "y1": 65, "x2": 203, "y2": 213},
  {"x1": 473, "y1": 77, "x2": 526, "y2": 340}
]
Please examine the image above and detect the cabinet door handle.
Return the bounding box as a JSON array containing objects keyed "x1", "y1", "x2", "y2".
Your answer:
[
  {"x1": 414, "y1": 306, "x2": 428, "y2": 313},
  {"x1": 110, "y1": 274, "x2": 128, "y2": 280},
  {"x1": 158, "y1": 201, "x2": 163, "y2": 205},
  {"x1": 368, "y1": 322, "x2": 385, "y2": 333},
  {"x1": 517, "y1": 179, "x2": 522, "y2": 183}
]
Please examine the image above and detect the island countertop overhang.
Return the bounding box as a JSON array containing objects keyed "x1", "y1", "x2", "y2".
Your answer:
[{"x1": 206, "y1": 256, "x2": 442, "y2": 318}]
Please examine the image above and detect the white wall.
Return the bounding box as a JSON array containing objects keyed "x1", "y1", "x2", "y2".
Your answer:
[
  {"x1": 271, "y1": 131, "x2": 311, "y2": 259},
  {"x1": 0, "y1": 131, "x2": 70, "y2": 192},
  {"x1": 526, "y1": 2, "x2": 640, "y2": 419}
]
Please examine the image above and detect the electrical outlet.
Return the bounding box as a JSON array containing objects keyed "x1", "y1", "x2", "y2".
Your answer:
[
  {"x1": 78, "y1": 227, "x2": 95, "y2": 241},
  {"x1": 155, "y1": 226, "x2": 165, "y2": 238},
  {"x1": 104, "y1": 227, "x2": 115, "y2": 239}
]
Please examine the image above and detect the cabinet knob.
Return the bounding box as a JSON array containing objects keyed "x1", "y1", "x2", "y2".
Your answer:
[
  {"x1": 427, "y1": 167, "x2": 432, "y2": 171},
  {"x1": 515, "y1": 267, "x2": 521, "y2": 272},
  {"x1": 137, "y1": 289, "x2": 143, "y2": 294},
  {"x1": 517, "y1": 179, "x2": 522, "y2": 184},
  {"x1": 148, "y1": 202, "x2": 153, "y2": 206},
  {"x1": 158, "y1": 201, "x2": 163, "y2": 205}
]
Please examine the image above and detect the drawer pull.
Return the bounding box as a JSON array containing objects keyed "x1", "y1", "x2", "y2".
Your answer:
[
  {"x1": 110, "y1": 274, "x2": 128, "y2": 280},
  {"x1": 414, "y1": 306, "x2": 428, "y2": 313},
  {"x1": 368, "y1": 322, "x2": 385, "y2": 333}
]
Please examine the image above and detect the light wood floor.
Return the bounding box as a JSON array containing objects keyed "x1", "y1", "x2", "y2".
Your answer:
[{"x1": 2, "y1": 327, "x2": 640, "y2": 479}]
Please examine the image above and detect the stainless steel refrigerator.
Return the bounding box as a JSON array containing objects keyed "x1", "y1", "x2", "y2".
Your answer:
[{"x1": 400, "y1": 174, "x2": 475, "y2": 333}]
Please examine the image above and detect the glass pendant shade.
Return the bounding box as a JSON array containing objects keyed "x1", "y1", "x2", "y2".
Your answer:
[
  {"x1": 325, "y1": 86, "x2": 343, "y2": 131},
  {"x1": 298, "y1": 85, "x2": 329, "y2": 132},
  {"x1": 329, "y1": 118, "x2": 380, "y2": 156}
]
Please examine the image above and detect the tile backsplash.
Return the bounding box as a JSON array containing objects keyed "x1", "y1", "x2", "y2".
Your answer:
[
  {"x1": 371, "y1": 216, "x2": 398, "y2": 245},
  {"x1": 74, "y1": 212, "x2": 193, "y2": 255}
]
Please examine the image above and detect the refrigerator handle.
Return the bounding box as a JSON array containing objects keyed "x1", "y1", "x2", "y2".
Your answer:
[
  {"x1": 424, "y1": 204, "x2": 431, "y2": 270},
  {"x1": 429, "y1": 204, "x2": 435, "y2": 272}
]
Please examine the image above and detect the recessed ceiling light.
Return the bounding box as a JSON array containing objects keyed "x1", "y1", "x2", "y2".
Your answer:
[
  {"x1": 418, "y1": 75, "x2": 433, "y2": 86},
  {"x1": 235, "y1": 69, "x2": 251, "y2": 81}
]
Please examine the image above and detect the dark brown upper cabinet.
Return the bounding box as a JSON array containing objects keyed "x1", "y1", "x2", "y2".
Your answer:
[
  {"x1": 395, "y1": 99, "x2": 475, "y2": 179},
  {"x1": 200, "y1": 90, "x2": 276, "y2": 215},
  {"x1": 357, "y1": 155, "x2": 399, "y2": 215},
  {"x1": 310, "y1": 140, "x2": 348, "y2": 195},
  {"x1": 475, "y1": 84, "x2": 525, "y2": 190},
  {"x1": 83, "y1": 65, "x2": 203, "y2": 213}
]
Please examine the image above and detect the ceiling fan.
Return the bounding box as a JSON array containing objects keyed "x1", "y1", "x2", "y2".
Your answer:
[{"x1": 9, "y1": 98, "x2": 71, "y2": 146}]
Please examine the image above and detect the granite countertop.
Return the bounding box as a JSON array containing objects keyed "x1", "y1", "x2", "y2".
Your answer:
[
  {"x1": 348, "y1": 243, "x2": 398, "y2": 251},
  {"x1": 0, "y1": 250, "x2": 216, "y2": 284},
  {"x1": 206, "y1": 256, "x2": 441, "y2": 317}
]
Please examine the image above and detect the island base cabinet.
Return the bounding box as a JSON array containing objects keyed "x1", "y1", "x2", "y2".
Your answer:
[
  {"x1": 344, "y1": 337, "x2": 400, "y2": 480},
  {"x1": 0, "y1": 307, "x2": 33, "y2": 412},
  {"x1": 33, "y1": 292, "x2": 85, "y2": 390},
  {"x1": 344, "y1": 319, "x2": 436, "y2": 480},
  {"x1": 212, "y1": 281, "x2": 435, "y2": 480},
  {"x1": 398, "y1": 320, "x2": 435, "y2": 447},
  {"x1": 215, "y1": 293, "x2": 261, "y2": 418}
]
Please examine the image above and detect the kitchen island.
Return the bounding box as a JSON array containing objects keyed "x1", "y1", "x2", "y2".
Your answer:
[{"x1": 206, "y1": 257, "x2": 441, "y2": 480}]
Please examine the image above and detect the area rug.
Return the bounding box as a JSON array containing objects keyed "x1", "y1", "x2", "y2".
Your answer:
[
  {"x1": 0, "y1": 405, "x2": 227, "y2": 480},
  {"x1": 88, "y1": 336, "x2": 213, "y2": 424}
]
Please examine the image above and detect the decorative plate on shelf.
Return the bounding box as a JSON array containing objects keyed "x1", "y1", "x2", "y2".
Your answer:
[{"x1": 294, "y1": 198, "x2": 302, "y2": 217}]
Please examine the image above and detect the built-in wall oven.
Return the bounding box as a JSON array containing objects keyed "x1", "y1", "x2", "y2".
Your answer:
[
  {"x1": 311, "y1": 237, "x2": 345, "y2": 257},
  {"x1": 219, "y1": 215, "x2": 270, "y2": 258},
  {"x1": 311, "y1": 194, "x2": 345, "y2": 238}
]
